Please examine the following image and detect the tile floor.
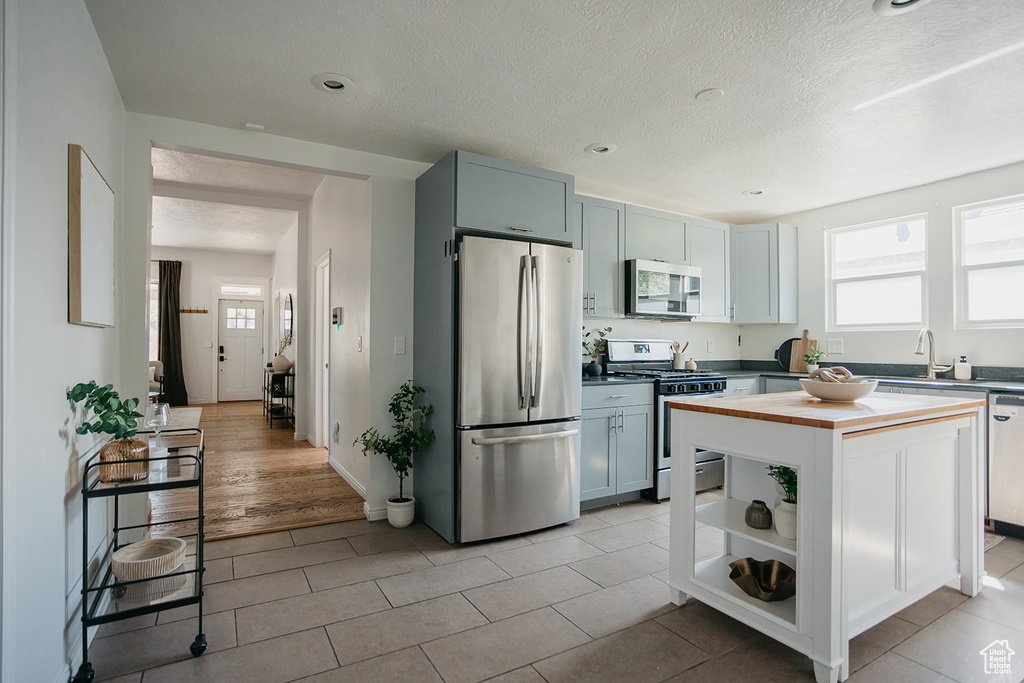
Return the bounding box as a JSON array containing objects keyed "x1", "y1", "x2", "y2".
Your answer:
[{"x1": 87, "y1": 500, "x2": 1024, "y2": 682}]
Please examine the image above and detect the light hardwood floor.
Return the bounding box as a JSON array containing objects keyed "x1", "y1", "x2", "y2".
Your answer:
[{"x1": 150, "y1": 401, "x2": 365, "y2": 540}]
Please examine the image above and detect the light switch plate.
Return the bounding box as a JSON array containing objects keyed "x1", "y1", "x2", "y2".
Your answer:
[
  {"x1": 707, "y1": 340, "x2": 715, "y2": 353},
  {"x1": 827, "y1": 339, "x2": 844, "y2": 354},
  {"x1": 394, "y1": 336, "x2": 407, "y2": 355}
]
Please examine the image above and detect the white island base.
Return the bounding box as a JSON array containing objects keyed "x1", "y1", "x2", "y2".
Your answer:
[{"x1": 667, "y1": 392, "x2": 985, "y2": 683}]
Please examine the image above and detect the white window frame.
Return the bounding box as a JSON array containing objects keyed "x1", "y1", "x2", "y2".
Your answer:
[
  {"x1": 955, "y1": 193, "x2": 1024, "y2": 329},
  {"x1": 825, "y1": 213, "x2": 928, "y2": 332}
]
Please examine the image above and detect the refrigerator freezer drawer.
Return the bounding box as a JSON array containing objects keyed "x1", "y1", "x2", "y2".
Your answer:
[{"x1": 459, "y1": 422, "x2": 580, "y2": 543}]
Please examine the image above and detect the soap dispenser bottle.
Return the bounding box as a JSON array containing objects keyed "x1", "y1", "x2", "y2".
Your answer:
[{"x1": 954, "y1": 356, "x2": 972, "y2": 380}]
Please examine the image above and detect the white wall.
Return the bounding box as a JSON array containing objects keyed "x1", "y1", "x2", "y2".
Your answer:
[
  {"x1": 307, "y1": 177, "x2": 372, "y2": 494},
  {"x1": 740, "y1": 161, "x2": 1024, "y2": 368},
  {"x1": 271, "y1": 219, "x2": 299, "y2": 363},
  {"x1": 151, "y1": 246, "x2": 273, "y2": 403},
  {"x1": 2, "y1": 1, "x2": 126, "y2": 680},
  {"x1": 122, "y1": 115, "x2": 429, "y2": 522}
]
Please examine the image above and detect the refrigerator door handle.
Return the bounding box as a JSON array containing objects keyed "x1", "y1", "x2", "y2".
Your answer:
[
  {"x1": 517, "y1": 255, "x2": 529, "y2": 409},
  {"x1": 471, "y1": 428, "x2": 579, "y2": 446},
  {"x1": 530, "y1": 255, "x2": 542, "y2": 409}
]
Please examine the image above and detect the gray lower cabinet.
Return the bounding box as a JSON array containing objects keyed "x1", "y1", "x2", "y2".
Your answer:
[
  {"x1": 455, "y1": 151, "x2": 578, "y2": 247},
  {"x1": 578, "y1": 195, "x2": 625, "y2": 318},
  {"x1": 725, "y1": 376, "x2": 759, "y2": 397},
  {"x1": 624, "y1": 204, "x2": 686, "y2": 264},
  {"x1": 580, "y1": 386, "x2": 654, "y2": 501},
  {"x1": 763, "y1": 376, "x2": 802, "y2": 393},
  {"x1": 730, "y1": 223, "x2": 798, "y2": 324}
]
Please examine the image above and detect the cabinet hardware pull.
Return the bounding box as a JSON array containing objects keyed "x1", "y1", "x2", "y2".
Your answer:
[
  {"x1": 618, "y1": 409, "x2": 624, "y2": 433},
  {"x1": 508, "y1": 226, "x2": 534, "y2": 233},
  {"x1": 608, "y1": 394, "x2": 629, "y2": 398}
]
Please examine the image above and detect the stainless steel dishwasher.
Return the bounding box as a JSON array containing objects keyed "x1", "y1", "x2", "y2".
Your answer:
[{"x1": 989, "y1": 393, "x2": 1024, "y2": 538}]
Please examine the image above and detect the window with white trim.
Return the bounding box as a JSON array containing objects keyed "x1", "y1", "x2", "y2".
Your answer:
[
  {"x1": 827, "y1": 215, "x2": 926, "y2": 329},
  {"x1": 957, "y1": 194, "x2": 1024, "y2": 326}
]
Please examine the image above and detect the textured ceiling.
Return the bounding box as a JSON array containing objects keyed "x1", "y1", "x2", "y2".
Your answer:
[
  {"x1": 87, "y1": 0, "x2": 1024, "y2": 223},
  {"x1": 151, "y1": 196, "x2": 298, "y2": 253},
  {"x1": 151, "y1": 148, "x2": 325, "y2": 200},
  {"x1": 150, "y1": 149, "x2": 321, "y2": 252}
]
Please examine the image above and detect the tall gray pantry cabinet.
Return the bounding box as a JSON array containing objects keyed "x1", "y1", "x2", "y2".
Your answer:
[{"x1": 414, "y1": 151, "x2": 578, "y2": 542}]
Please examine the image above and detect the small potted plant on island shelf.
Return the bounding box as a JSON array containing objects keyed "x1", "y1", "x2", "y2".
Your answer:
[
  {"x1": 766, "y1": 465, "x2": 797, "y2": 540},
  {"x1": 354, "y1": 380, "x2": 435, "y2": 528},
  {"x1": 582, "y1": 326, "x2": 612, "y2": 377},
  {"x1": 804, "y1": 349, "x2": 827, "y2": 373},
  {"x1": 67, "y1": 381, "x2": 148, "y2": 484}
]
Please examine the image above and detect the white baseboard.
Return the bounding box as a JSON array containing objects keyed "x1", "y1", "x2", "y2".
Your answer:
[
  {"x1": 55, "y1": 662, "x2": 71, "y2": 683},
  {"x1": 328, "y1": 457, "x2": 368, "y2": 499},
  {"x1": 189, "y1": 399, "x2": 214, "y2": 404},
  {"x1": 294, "y1": 432, "x2": 309, "y2": 442},
  {"x1": 364, "y1": 501, "x2": 388, "y2": 522}
]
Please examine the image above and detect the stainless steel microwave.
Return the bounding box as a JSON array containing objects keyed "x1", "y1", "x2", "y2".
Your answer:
[{"x1": 625, "y1": 259, "x2": 701, "y2": 319}]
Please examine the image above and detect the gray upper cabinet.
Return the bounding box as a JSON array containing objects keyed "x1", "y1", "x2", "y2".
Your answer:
[
  {"x1": 455, "y1": 151, "x2": 578, "y2": 248},
  {"x1": 730, "y1": 223, "x2": 798, "y2": 324},
  {"x1": 624, "y1": 205, "x2": 686, "y2": 264},
  {"x1": 686, "y1": 220, "x2": 731, "y2": 322},
  {"x1": 579, "y1": 195, "x2": 625, "y2": 318}
]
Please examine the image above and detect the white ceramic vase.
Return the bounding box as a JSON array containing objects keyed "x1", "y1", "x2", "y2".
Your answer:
[
  {"x1": 387, "y1": 497, "x2": 415, "y2": 528},
  {"x1": 272, "y1": 354, "x2": 293, "y2": 373},
  {"x1": 806, "y1": 364, "x2": 819, "y2": 373},
  {"x1": 774, "y1": 500, "x2": 797, "y2": 540}
]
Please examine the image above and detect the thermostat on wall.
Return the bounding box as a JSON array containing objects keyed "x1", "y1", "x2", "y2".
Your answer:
[{"x1": 332, "y1": 307, "x2": 343, "y2": 327}]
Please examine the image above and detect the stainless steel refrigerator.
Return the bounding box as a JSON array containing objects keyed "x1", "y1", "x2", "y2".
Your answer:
[{"x1": 455, "y1": 236, "x2": 582, "y2": 542}]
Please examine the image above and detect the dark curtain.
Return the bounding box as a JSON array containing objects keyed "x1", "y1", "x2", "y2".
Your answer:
[{"x1": 158, "y1": 260, "x2": 189, "y2": 406}]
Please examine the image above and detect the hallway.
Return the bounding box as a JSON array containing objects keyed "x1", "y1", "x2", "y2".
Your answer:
[{"x1": 150, "y1": 401, "x2": 365, "y2": 540}]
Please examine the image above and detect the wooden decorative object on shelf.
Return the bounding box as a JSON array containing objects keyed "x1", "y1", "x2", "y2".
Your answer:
[{"x1": 112, "y1": 537, "x2": 186, "y2": 581}]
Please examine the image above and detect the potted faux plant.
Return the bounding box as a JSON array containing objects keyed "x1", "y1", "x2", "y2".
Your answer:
[
  {"x1": 803, "y1": 349, "x2": 827, "y2": 373},
  {"x1": 354, "y1": 380, "x2": 435, "y2": 528},
  {"x1": 766, "y1": 464, "x2": 797, "y2": 539},
  {"x1": 67, "y1": 381, "x2": 148, "y2": 483},
  {"x1": 582, "y1": 326, "x2": 612, "y2": 377}
]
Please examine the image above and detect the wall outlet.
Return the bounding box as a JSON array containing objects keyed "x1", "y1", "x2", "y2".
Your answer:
[
  {"x1": 706, "y1": 339, "x2": 715, "y2": 354},
  {"x1": 827, "y1": 339, "x2": 844, "y2": 354},
  {"x1": 394, "y1": 336, "x2": 407, "y2": 355},
  {"x1": 332, "y1": 422, "x2": 340, "y2": 444}
]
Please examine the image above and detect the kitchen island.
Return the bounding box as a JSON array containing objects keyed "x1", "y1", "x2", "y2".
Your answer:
[{"x1": 667, "y1": 391, "x2": 986, "y2": 683}]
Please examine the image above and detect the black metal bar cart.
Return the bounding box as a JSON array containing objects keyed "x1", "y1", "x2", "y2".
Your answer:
[{"x1": 72, "y1": 429, "x2": 206, "y2": 683}]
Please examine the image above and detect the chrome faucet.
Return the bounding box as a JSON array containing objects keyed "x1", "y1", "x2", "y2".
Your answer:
[{"x1": 914, "y1": 328, "x2": 953, "y2": 379}]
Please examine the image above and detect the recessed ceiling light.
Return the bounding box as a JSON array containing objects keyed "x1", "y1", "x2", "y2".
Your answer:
[
  {"x1": 695, "y1": 88, "x2": 725, "y2": 103},
  {"x1": 742, "y1": 189, "x2": 765, "y2": 196},
  {"x1": 872, "y1": 0, "x2": 933, "y2": 16},
  {"x1": 585, "y1": 143, "x2": 617, "y2": 154},
  {"x1": 311, "y1": 73, "x2": 354, "y2": 93}
]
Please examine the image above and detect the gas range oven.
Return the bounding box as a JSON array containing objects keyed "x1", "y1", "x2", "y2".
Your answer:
[{"x1": 605, "y1": 340, "x2": 727, "y2": 501}]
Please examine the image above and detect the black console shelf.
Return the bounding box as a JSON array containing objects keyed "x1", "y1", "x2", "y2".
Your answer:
[
  {"x1": 264, "y1": 368, "x2": 295, "y2": 428},
  {"x1": 71, "y1": 430, "x2": 207, "y2": 682}
]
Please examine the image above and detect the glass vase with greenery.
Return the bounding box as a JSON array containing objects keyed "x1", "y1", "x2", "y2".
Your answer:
[
  {"x1": 354, "y1": 380, "x2": 435, "y2": 503},
  {"x1": 67, "y1": 381, "x2": 149, "y2": 483}
]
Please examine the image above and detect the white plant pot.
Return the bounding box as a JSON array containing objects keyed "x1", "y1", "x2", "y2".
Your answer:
[
  {"x1": 272, "y1": 354, "x2": 293, "y2": 373},
  {"x1": 806, "y1": 364, "x2": 819, "y2": 373},
  {"x1": 387, "y1": 496, "x2": 415, "y2": 528},
  {"x1": 774, "y1": 500, "x2": 797, "y2": 540}
]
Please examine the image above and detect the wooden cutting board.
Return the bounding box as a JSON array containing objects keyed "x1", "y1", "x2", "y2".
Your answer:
[{"x1": 789, "y1": 329, "x2": 817, "y2": 373}]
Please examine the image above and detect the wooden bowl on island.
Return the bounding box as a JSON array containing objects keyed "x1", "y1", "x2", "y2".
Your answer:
[{"x1": 800, "y1": 378, "x2": 878, "y2": 402}]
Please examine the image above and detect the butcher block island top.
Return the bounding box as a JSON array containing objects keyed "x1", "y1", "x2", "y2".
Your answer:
[
  {"x1": 668, "y1": 390, "x2": 985, "y2": 430},
  {"x1": 667, "y1": 390, "x2": 985, "y2": 683}
]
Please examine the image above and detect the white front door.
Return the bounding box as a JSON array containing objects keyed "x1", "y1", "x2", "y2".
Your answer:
[{"x1": 218, "y1": 299, "x2": 264, "y2": 401}]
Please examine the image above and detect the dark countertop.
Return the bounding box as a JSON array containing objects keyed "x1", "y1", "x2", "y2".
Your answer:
[
  {"x1": 582, "y1": 375, "x2": 655, "y2": 385},
  {"x1": 726, "y1": 369, "x2": 1024, "y2": 394}
]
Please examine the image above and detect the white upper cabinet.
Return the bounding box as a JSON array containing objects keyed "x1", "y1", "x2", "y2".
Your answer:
[
  {"x1": 686, "y1": 220, "x2": 731, "y2": 322},
  {"x1": 730, "y1": 223, "x2": 798, "y2": 324},
  {"x1": 623, "y1": 205, "x2": 686, "y2": 264},
  {"x1": 578, "y1": 195, "x2": 625, "y2": 318}
]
